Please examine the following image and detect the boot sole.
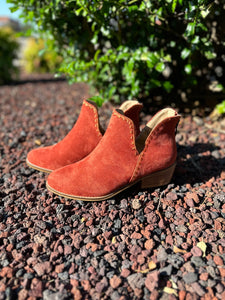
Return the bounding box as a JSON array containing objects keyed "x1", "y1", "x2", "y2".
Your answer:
[
  {"x1": 26, "y1": 158, "x2": 52, "y2": 174},
  {"x1": 46, "y1": 163, "x2": 176, "y2": 202}
]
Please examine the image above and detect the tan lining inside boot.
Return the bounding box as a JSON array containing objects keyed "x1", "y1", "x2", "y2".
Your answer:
[
  {"x1": 119, "y1": 100, "x2": 140, "y2": 112},
  {"x1": 135, "y1": 108, "x2": 177, "y2": 153}
]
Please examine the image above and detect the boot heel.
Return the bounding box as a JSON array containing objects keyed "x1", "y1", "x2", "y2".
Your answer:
[{"x1": 141, "y1": 163, "x2": 176, "y2": 188}]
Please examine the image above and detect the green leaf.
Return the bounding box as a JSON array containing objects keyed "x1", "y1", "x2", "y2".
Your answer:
[
  {"x1": 191, "y1": 36, "x2": 199, "y2": 44},
  {"x1": 157, "y1": 7, "x2": 163, "y2": 17},
  {"x1": 163, "y1": 54, "x2": 172, "y2": 62},
  {"x1": 117, "y1": 52, "x2": 129, "y2": 61},
  {"x1": 181, "y1": 48, "x2": 191, "y2": 60},
  {"x1": 198, "y1": 23, "x2": 208, "y2": 31},
  {"x1": 131, "y1": 78, "x2": 140, "y2": 95},
  {"x1": 155, "y1": 62, "x2": 165, "y2": 72},
  {"x1": 172, "y1": 0, "x2": 178, "y2": 13},
  {"x1": 150, "y1": 79, "x2": 161, "y2": 88},
  {"x1": 24, "y1": 28, "x2": 33, "y2": 37},
  {"x1": 185, "y1": 64, "x2": 192, "y2": 74},
  {"x1": 186, "y1": 22, "x2": 195, "y2": 36},
  {"x1": 215, "y1": 84, "x2": 224, "y2": 91},
  {"x1": 88, "y1": 96, "x2": 104, "y2": 107},
  {"x1": 128, "y1": 0, "x2": 139, "y2": 4},
  {"x1": 143, "y1": 53, "x2": 159, "y2": 67},
  {"x1": 146, "y1": 60, "x2": 154, "y2": 69},
  {"x1": 204, "y1": 51, "x2": 216, "y2": 59},
  {"x1": 189, "y1": 3, "x2": 196, "y2": 13},
  {"x1": 94, "y1": 49, "x2": 101, "y2": 61},
  {"x1": 108, "y1": 86, "x2": 116, "y2": 98},
  {"x1": 163, "y1": 81, "x2": 174, "y2": 92},
  {"x1": 9, "y1": 6, "x2": 19, "y2": 13},
  {"x1": 128, "y1": 59, "x2": 134, "y2": 72},
  {"x1": 140, "y1": 53, "x2": 149, "y2": 61},
  {"x1": 128, "y1": 5, "x2": 138, "y2": 12},
  {"x1": 216, "y1": 100, "x2": 225, "y2": 114},
  {"x1": 75, "y1": 7, "x2": 83, "y2": 15},
  {"x1": 200, "y1": 3, "x2": 213, "y2": 19},
  {"x1": 170, "y1": 41, "x2": 176, "y2": 48},
  {"x1": 201, "y1": 9, "x2": 210, "y2": 18}
]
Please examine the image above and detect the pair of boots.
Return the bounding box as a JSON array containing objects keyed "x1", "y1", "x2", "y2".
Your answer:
[{"x1": 26, "y1": 100, "x2": 180, "y2": 201}]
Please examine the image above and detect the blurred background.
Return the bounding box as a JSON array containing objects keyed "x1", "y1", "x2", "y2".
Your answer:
[
  {"x1": 0, "y1": 0, "x2": 62, "y2": 81},
  {"x1": 0, "y1": 0, "x2": 225, "y2": 117}
]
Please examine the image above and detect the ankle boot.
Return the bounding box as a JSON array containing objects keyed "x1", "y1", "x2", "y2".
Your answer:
[
  {"x1": 26, "y1": 100, "x2": 143, "y2": 173},
  {"x1": 47, "y1": 107, "x2": 180, "y2": 201}
]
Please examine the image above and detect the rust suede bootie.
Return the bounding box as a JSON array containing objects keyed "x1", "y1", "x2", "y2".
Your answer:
[
  {"x1": 47, "y1": 108, "x2": 180, "y2": 201},
  {"x1": 26, "y1": 100, "x2": 143, "y2": 173}
]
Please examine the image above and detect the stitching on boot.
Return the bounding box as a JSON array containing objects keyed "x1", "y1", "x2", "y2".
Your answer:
[
  {"x1": 84, "y1": 101, "x2": 102, "y2": 138},
  {"x1": 130, "y1": 124, "x2": 163, "y2": 183},
  {"x1": 114, "y1": 110, "x2": 137, "y2": 152},
  {"x1": 130, "y1": 116, "x2": 178, "y2": 183}
]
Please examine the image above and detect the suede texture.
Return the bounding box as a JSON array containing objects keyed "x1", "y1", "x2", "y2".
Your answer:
[
  {"x1": 47, "y1": 110, "x2": 139, "y2": 197},
  {"x1": 123, "y1": 104, "x2": 142, "y2": 136},
  {"x1": 27, "y1": 100, "x2": 103, "y2": 171},
  {"x1": 130, "y1": 115, "x2": 180, "y2": 182},
  {"x1": 27, "y1": 100, "x2": 143, "y2": 172},
  {"x1": 47, "y1": 109, "x2": 180, "y2": 198}
]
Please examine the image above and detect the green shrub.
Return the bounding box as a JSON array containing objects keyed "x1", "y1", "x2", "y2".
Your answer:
[
  {"x1": 0, "y1": 27, "x2": 19, "y2": 84},
  {"x1": 23, "y1": 38, "x2": 62, "y2": 73},
  {"x1": 8, "y1": 0, "x2": 225, "y2": 106},
  {"x1": 216, "y1": 100, "x2": 225, "y2": 115}
]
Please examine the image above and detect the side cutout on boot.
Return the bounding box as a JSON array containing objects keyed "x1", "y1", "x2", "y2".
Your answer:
[{"x1": 135, "y1": 108, "x2": 178, "y2": 153}]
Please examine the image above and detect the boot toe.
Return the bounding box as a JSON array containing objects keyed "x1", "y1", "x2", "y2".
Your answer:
[
  {"x1": 47, "y1": 164, "x2": 101, "y2": 199},
  {"x1": 47, "y1": 166, "x2": 76, "y2": 196},
  {"x1": 26, "y1": 147, "x2": 55, "y2": 173}
]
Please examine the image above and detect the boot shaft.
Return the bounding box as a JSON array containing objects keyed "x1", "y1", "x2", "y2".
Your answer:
[{"x1": 132, "y1": 108, "x2": 180, "y2": 182}]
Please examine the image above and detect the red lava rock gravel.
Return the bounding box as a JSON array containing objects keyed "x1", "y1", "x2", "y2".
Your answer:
[{"x1": 1, "y1": 74, "x2": 225, "y2": 299}]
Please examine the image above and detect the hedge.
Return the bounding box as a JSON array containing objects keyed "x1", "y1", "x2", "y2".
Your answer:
[{"x1": 8, "y1": 0, "x2": 225, "y2": 107}]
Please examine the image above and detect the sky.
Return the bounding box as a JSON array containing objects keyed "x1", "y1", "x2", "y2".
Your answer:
[{"x1": 0, "y1": 0, "x2": 21, "y2": 19}]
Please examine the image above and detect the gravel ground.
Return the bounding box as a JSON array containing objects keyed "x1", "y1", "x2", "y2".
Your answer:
[{"x1": 1, "y1": 74, "x2": 225, "y2": 300}]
